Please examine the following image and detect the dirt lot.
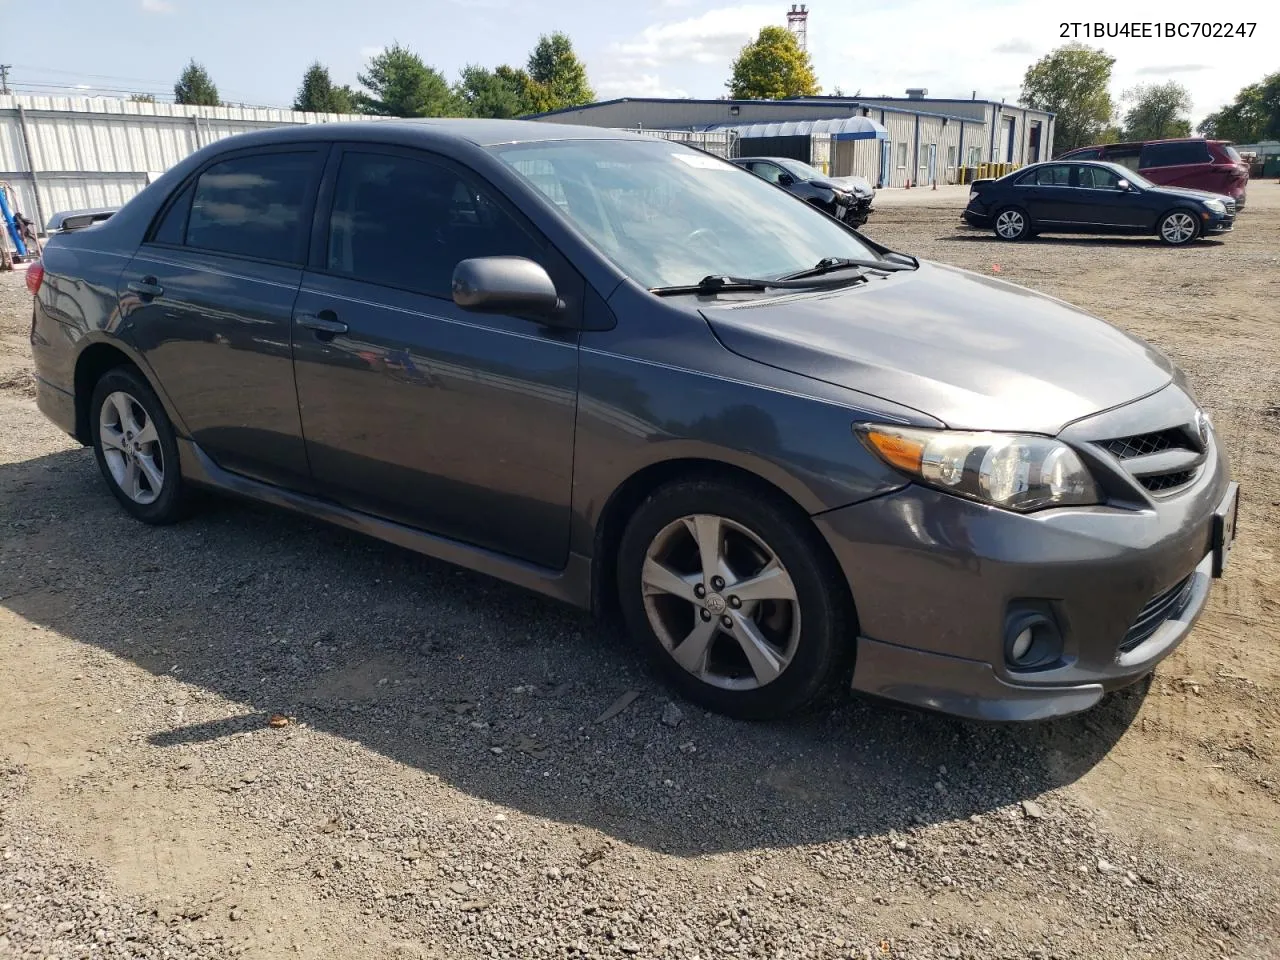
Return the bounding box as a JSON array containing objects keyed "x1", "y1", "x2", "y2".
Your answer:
[{"x1": 2, "y1": 185, "x2": 1278, "y2": 960}]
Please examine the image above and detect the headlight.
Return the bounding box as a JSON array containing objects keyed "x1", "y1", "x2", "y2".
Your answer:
[
  {"x1": 856, "y1": 424, "x2": 1100, "y2": 512},
  {"x1": 1204, "y1": 199, "x2": 1226, "y2": 214}
]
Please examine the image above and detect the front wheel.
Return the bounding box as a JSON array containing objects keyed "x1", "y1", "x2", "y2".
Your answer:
[
  {"x1": 1158, "y1": 210, "x2": 1200, "y2": 246},
  {"x1": 616, "y1": 479, "x2": 853, "y2": 720},
  {"x1": 993, "y1": 207, "x2": 1030, "y2": 240}
]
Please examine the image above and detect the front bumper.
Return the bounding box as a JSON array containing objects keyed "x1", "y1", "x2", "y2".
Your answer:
[
  {"x1": 1204, "y1": 211, "x2": 1235, "y2": 234},
  {"x1": 814, "y1": 396, "x2": 1233, "y2": 722}
]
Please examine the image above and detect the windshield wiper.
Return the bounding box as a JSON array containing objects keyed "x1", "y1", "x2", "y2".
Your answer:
[
  {"x1": 780, "y1": 256, "x2": 916, "y2": 280},
  {"x1": 650, "y1": 271, "x2": 868, "y2": 297}
]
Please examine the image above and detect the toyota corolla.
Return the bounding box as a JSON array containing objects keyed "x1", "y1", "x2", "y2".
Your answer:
[{"x1": 27, "y1": 120, "x2": 1238, "y2": 722}]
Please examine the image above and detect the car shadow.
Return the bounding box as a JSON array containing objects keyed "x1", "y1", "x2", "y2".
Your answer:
[
  {"x1": 1, "y1": 447, "x2": 1147, "y2": 856},
  {"x1": 940, "y1": 233, "x2": 1228, "y2": 249}
]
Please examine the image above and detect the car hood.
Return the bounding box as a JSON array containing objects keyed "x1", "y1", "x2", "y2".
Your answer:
[
  {"x1": 1147, "y1": 184, "x2": 1232, "y2": 204},
  {"x1": 699, "y1": 261, "x2": 1175, "y2": 434},
  {"x1": 828, "y1": 174, "x2": 875, "y2": 195}
]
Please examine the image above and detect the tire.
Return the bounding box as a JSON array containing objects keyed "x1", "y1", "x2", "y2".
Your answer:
[
  {"x1": 616, "y1": 478, "x2": 853, "y2": 720},
  {"x1": 993, "y1": 206, "x2": 1031, "y2": 241},
  {"x1": 89, "y1": 366, "x2": 189, "y2": 524},
  {"x1": 1157, "y1": 209, "x2": 1200, "y2": 246}
]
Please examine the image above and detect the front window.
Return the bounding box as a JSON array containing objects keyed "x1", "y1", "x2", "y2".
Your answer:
[
  {"x1": 492, "y1": 139, "x2": 878, "y2": 290},
  {"x1": 1100, "y1": 162, "x2": 1155, "y2": 189}
]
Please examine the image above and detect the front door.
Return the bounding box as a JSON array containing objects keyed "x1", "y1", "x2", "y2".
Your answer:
[
  {"x1": 119, "y1": 146, "x2": 325, "y2": 488},
  {"x1": 1072, "y1": 163, "x2": 1152, "y2": 229},
  {"x1": 878, "y1": 140, "x2": 892, "y2": 188},
  {"x1": 926, "y1": 144, "x2": 937, "y2": 185},
  {"x1": 290, "y1": 146, "x2": 582, "y2": 569}
]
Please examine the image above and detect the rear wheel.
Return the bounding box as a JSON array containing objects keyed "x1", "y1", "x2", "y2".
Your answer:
[
  {"x1": 1158, "y1": 210, "x2": 1200, "y2": 246},
  {"x1": 90, "y1": 366, "x2": 189, "y2": 524},
  {"x1": 617, "y1": 479, "x2": 853, "y2": 719},
  {"x1": 993, "y1": 207, "x2": 1030, "y2": 240}
]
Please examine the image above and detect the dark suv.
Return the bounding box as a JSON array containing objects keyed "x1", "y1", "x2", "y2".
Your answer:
[{"x1": 1058, "y1": 139, "x2": 1248, "y2": 208}]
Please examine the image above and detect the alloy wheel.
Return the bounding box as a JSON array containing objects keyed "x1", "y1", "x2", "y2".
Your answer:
[
  {"x1": 995, "y1": 210, "x2": 1025, "y2": 239},
  {"x1": 1161, "y1": 212, "x2": 1197, "y2": 244},
  {"x1": 98, "y1": 390, "x2": 164, "y2": 505},
  {"x1": 641, "y1": 514, "x2": 801, "y2": 691}
]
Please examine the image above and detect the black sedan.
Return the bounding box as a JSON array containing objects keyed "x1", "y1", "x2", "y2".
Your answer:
[
  {"x1": 962, "y1": 160, "x2": 1235, "y2": 245},
  {"x1": 732, "y1": 156, "x2": 874, "y2": 225}
]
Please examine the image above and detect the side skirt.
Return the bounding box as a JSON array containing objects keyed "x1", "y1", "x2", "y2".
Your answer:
[{"x1": 176, "y1": 438, "x2": 594, "y2": 610}]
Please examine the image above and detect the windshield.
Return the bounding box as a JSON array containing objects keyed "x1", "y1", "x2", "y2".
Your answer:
[
  {"x1": 776, "y1": 158, "x2": 825, "y2": 181},
  {"x1": 491, "y1": 139, "x2": 877, "y2": 289}
]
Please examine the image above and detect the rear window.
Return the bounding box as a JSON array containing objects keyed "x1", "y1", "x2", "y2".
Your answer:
[
  {"x1": 185, "y1": 151, "x2": 322, "y2": 263},
  {"x1": 1140, "y1": 141, "x2": 1210, "y2": 168},
  {"x1": 1224, "y1": 145, "x2": 1243, "y2": 163},
  {"x1": 1103, "y1": 147, "x2": 1141, "y2": 172}
]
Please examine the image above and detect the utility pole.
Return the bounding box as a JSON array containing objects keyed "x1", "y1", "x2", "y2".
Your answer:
[{"x1": 0, "y1": 66, "x2": 11, "y2": 95}]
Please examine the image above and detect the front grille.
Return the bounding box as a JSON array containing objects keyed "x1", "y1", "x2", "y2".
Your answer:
[
  {"x1": 1141, "y1": 470, "x2": 1197, "y2": 493},
  {"x1": 1102, "y1": 428, "x2": 1190, "y2": 460},
  {"x1": 1120, "y1": 574, "x2": 1195, "y2": 652},
  {"x1": 1096, "y1": 425, "x2": 1202, "y2": 496}
]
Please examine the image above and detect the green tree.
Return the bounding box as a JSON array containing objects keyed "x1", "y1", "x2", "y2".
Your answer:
[
  {"x1": 356, "y1": 43, "x2": 458, "y2": 117},
  {"x1": 1019, "y1": 43, "x2": 1115, "y2": 155},
  {"x1": 1121, "y1": 82, "x2": 1192, "y2": 140},
  {"x1": 727, "y1": 26, "x2": 819, "y2": 100},
  {"x1": 173, "y1": 60, "x2": 219, "y2": 106},
  {"x1": 294, "y1": 62, "x2": 356, "y2": 114},
  {"x1": 1198, "y1": 71, "x2": 1280, "y2": 142},
  {"x1": 525, "y1": 32, "x2": 594, "y2": 112},
  {"x1": 454, "y1": 64, "x2": 530, "y2": 118}
]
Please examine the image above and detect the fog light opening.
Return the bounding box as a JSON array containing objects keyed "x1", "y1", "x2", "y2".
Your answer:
[{"x1": 1004, "y1": 609, "x2": 1063, "y2": 670}]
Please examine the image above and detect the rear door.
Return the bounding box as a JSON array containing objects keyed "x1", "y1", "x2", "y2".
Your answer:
[
  {"x1": 1138, "y1": 141, "x2": 1212, "y2": 190},
  {"x1": 1017, "y1": 163, "x2": 1073, "y2": 222},
  {"x1": 289, "y1": 145, "x2": 582, "y2": 568},
  {"x1": 119, "y1": 146, "x2": 324, "y2": 488}
]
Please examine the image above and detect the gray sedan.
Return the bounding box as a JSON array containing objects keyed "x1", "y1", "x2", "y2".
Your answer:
[{"x1": 27, "y1": 119, "x2": 1238, "y2": 722}]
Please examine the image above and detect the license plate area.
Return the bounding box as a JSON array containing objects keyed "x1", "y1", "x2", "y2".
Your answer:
[{"x1": 1211, "y1": 482, "x2": 1239, "y2": 578}]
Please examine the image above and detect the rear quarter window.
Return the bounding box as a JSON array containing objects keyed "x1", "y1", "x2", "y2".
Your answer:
[{"x1": 1139, "y1": 141, "x2": 1210, "y2": 168}]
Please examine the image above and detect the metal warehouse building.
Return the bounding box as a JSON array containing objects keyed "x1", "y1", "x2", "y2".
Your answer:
[{"x1": 529, "y1": 93, "x2": 1054, "y2": 188}]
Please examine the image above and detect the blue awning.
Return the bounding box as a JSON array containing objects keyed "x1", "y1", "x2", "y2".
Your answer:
[{"x1": 702, "y1": 117, "x2": 889, "y2": 141}]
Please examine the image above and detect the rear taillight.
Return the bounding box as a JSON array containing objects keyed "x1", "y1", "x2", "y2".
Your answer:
[{"x1": 25, "y1": 260, "x2": 44, "y2": 296}]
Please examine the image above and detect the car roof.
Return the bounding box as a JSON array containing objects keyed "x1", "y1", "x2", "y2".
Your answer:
[
  {"x1": 210, "y1": 118, "x2": 656, "y2": 149},
  {"x1": 1065, "y1": 136, "x2": 1212, "y2": 152},
  {"x1": 735, "y1": 156, "x2": 804, "y2": 164}
]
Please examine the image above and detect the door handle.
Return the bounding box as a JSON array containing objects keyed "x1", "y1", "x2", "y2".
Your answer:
[
  {"x1": 128, "y1": 277, "x2": 164, "y2": 299},
  {"x1": 296, "y1": 310, "x2": 348, "y2": 337}
]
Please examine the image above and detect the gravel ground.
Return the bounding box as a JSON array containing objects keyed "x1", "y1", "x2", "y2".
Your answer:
[{"x1": 2, "y1": 184, "x2": 1278, "y2": 960}]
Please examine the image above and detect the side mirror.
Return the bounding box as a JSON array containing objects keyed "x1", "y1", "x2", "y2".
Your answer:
[
  {"x1": 777, "y1": 173, "x2": 795, "y2": 186},
  {"x1": 452, "y1": 257, "x2": 562, "y2": 318},
  {"x1": 1116, "y1": 179, "x2": 1131, "y2": 191}
]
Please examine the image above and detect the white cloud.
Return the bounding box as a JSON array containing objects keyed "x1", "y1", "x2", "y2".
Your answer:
[
  {"x1": 595, "y1": 74, "x2": 691, "y2": 99},
  {"x1": 358, "y1": 46, "x2": 385, "y2": 60},
  {"x1": 1137, "y1": 64, "x2": 1211, "y2": 75},
  {"x1": 612, "y1": 5, "x2": 775, "y2": 69},
  {"x1": 140, "y1": 0, "x2": 173, "y2": 12},
  {"x1": 992, "y1": 39, "x2": 1035, "y2": 55}
]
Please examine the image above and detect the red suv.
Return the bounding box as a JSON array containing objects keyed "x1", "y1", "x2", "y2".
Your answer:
[{"x1": 1058, "y1": 138, "x2": 1249, "y2": 208}]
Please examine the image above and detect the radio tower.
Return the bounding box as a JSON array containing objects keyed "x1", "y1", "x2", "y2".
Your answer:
[{"x1": 786, "y1": 4, "x2": 809, "y2": 52}]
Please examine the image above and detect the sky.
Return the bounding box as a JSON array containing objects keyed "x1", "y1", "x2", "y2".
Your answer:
[{"x1": 13, "y1": 0, "x2": 1274, "y2": 126}]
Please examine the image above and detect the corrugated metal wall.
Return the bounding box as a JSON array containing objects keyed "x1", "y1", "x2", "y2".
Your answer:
[{"x1": 0, "y1": 95, "x2": 357, "y2": 232}]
